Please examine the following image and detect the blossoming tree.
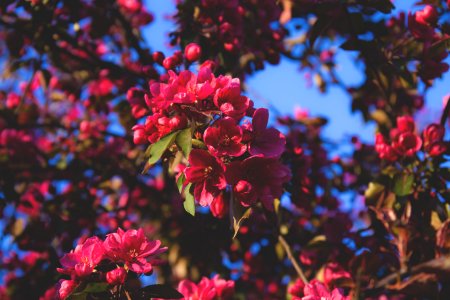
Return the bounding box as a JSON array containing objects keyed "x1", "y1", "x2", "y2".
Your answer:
[{"x1": 0, "y1": 0, "x2": 449, "y2": 299}]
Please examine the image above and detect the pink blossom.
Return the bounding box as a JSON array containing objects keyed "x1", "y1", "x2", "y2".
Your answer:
[
  {"x1": 226, "y1": 156, "x2": 291, "y2": 209},
  {"x1": 103, "y1": 228, "x2": 167, "y2": 274},
  {"x1": 132, "y1": 113, "x2": 187, "y2": 144},
  {"x1": 392, "y1": 132, "x2": 422, "y2": 157},
  {"x1": 57, "y1": 237, "x2": 104, "y2": 279},
  {"x1": 213, "y1": 77, "x2": 249, "y2": 119},
  {"x1": 184, "y1": 149, "x2": 227, "y2": 206},
  {"x1": 302, "y1": 280, "x2": 348, "y2": 300},
  {"x1": 185, "y1": 43, "x2": 202, "y2": 62},
  {"x1": 247, "y1": 108, "x2": 285, "y2": 157},
  {"x1": 415, "y1": 5, "x2": 438, "y2": 26},
  {"x1": 203, "y1": 117, "x2": 246, "y2": 157},
  {"x1": 56, "y1": 279, "x2": 78, "y2": 300},
  {"x1": 106, "y1": 267, "x2": 127, "y2": 285},
  {"x1": 177, "y1": 275, "x2": 234, "y2": 300},
  {"x1": 323, "y1": 263, "x2": 351, "y2": 288},
  {"x1": 288, "y1": 279, "x2": 305, "y2": 300},
  {"x1": 210, "y1": 193, "x2": 228, "y2": 218},
  {"x1": 127, "y1": 87, "x2": 149, "y2": 118},
  {"x1": 396, "y1": 116, "x2": 415, "y2": 133}
]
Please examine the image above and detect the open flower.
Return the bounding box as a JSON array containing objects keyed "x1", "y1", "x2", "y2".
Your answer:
[
  {"x1": 184, "y1": 149, "x2": 227, "y2": 206},
  {"x1": 247, "y1": 108, "x2": 285, "y2": 157},
  {"x1": 177, "y1": 275, "x2": 234, "y2": 300},
  {"x1": 302, "y1": 280, "x2": 348, "y2": 300},
  {"x1": 203, "y1": 117, "x2": 246, "y2": 157},
  {"x1": 57, "y1": 237, "x2": 104, "y2": 279},
  {"x1": 213, "y1": 77, "x2": 249, "y2": 119},
  {"x1": 103, "y1": 228, "x2": 167, "y2": 274},
  {"x1": 226, "y1": 156, "x2": 291, "y2": 209}
]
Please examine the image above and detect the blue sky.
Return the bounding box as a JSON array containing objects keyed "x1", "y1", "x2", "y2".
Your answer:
[{"x1": 142, "y1": 0, "x2": 449, "y2": 144}]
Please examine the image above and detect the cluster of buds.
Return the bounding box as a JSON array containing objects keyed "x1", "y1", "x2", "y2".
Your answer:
[{"x1": 172, "y1": 0, "x2": 285, "y2": 74}]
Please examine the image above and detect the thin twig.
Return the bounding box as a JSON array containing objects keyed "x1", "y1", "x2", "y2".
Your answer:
[{"x1": 278, "y1": 234, "x2": 309, "y2": 284}]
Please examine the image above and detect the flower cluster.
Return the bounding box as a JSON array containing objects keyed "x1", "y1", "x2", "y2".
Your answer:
[
  {"x1": 56, "y1": 228, "x2": 166, "y2": 299},
  {"x1": 408, "y1": 5, "x2": 449, "y2": 81},
  {"x1": 130, "y1": 61, "x2": 290, "y2": 213},
  {"x1": 172, "y1": 0, "x2": 285, "y2": 75},
  {"x1": 375, "y1": 116, "x2": 447, "y2": 161},
  {"x1": 176, "y1": 275, "x2": 235, "y2": 300},
  {"x1": 289, "y1": 279, "x2": 349, "y2": 300}
]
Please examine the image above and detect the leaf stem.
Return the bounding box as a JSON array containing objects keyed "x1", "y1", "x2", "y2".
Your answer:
[{"x1": 278, "y1": 234, "x2": 308, "y2": 284}]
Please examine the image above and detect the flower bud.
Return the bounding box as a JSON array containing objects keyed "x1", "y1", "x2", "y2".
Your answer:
[
  {"x1": 163, "y1": 56, "x2": 177, "y2": 70},
  {"x1": 152, "y1": 51, "x2": 165, "y2": 65},
  {"x1": 184, "y1": 43, "x2": 202, "y2": 62},
  {"x1": 106, "y1": 267, "x2": 127, "y2": 285},
  {"x1": 416, "y1": 5, "x2": 438, "y2": 26},
  {"x1": 57, "y1": 280, "x2": 78, "y2": 300}
]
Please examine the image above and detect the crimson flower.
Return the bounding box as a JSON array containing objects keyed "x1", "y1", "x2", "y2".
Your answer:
[
  {"x1": 213, "y1": 76, "x2": 249, "y2": 119},
  {"x1": 103, "y1": 228, "x2": 167, "y2": 274},
  {"x1": 392, "y1": 131, "x2": 422, "y2": 156},
  {"x1": 247, "y1": 108, "x2": 285, "y2": 157},
  {"x1": 203, "y1": 117, "x2": 246, "y2": 157},
  {"x1": 177, "y1": 275, "x2": 235, "y2": 300},
  {"x1": 226, "y1": 156, "x2": 291, "y2": 209},
  {"x1": 210, "y1": 193, "x2": 228, "y2": 218},
  {"x1": 423, "y1": 123, "x2": 447, "y2": 156},
  {"x1": 56, "y1": 279, "x2": 78, "y2": 300},
  {"x1": 302, "y1": 280, "x2": 349, "y2": 300},
  {"x1": 184, "y1": 149, "x2": 227, "y2": 206},
  {"x1": 57, "y1": 237, "x2": 104, "y2": 279},
  {"x1": 106, "y1": 267, "x2": 127, "y2": 285}
]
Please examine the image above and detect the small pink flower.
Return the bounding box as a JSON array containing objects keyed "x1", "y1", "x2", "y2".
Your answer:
[
  {"x1": 210, "y1": 193, "x2": 228, "y2": 218},
  {"x1": 58, "y1": 237, "x2": 104, "y2": 279},
  {"x1": 415, "y1": 5, "x2": 438, "y2": 26},
  {"x1": 396, "y1": 116, "x2": 415, "y2": 133},
  {"x1": 288, "y1": 279, "x2": 305, "y2": 300},
  {"x1": 323, "y1": 263, "x2": 351, "y2": 288},
  {"x1": 392, "y1": 132, "x2": 422, "y2": 157},
  {"x1": 184, "y1": 149, "x2": 227, "y2": 206},
  {"x1": 177, "y1": 275, "x2": 234, "y2": 300},
  {"x1": 106, "y1": 267, "x2": 127, "y2": 285},
  {"x1": 302, "y1": 280, "x2": 348, "y2": 300},
  {"x1": 213, "y1": 77, "x2": 249, "y2": 119},
  {"x1": 247, "y1": 108, "x2": 285, "y2": 157},
  {"x1": 226, "y1": 156, "x2": 291, "y2": 209},
  {"x1": 56, "y1": 279, "x2": 78, "y2": 300},
  {"x1": 103, "y1": 228, "x2": 166, "y2": 274},
  {"x1": 203, "y1": 117, "x2": 246, "y2": 157}
]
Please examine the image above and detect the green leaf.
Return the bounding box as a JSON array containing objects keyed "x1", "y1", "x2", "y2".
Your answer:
[
  {"x1": 365, "y1": 182, "x2": 385, "y2": 201},
  {"x1": 67, "y1": 282, "x2": 107, "y2": 300},
  {"x1": 392, "y1": 172, "x2": 414, "y2": 196},
  {"x1": 176, "y1": 127, "x2": 193, "y2": 158},
  {"x1": 82, "y1": 283, "x2": 108, "y2": 293},
  {"x1": 183, "y1": 183, "x2": 195, "y2": 216},
  {"x1": 232, "y1": 207, "x2": 252, "y2": 239},
  {"x1": 143, "y1": 131, "x2": 179, "y2": 173},
  {"x1": 176, "y1": 172, "x2": 186, "y2": 193},
  {"x1": 132, "y1": 284, "x2": 184, "y2": 299}
]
